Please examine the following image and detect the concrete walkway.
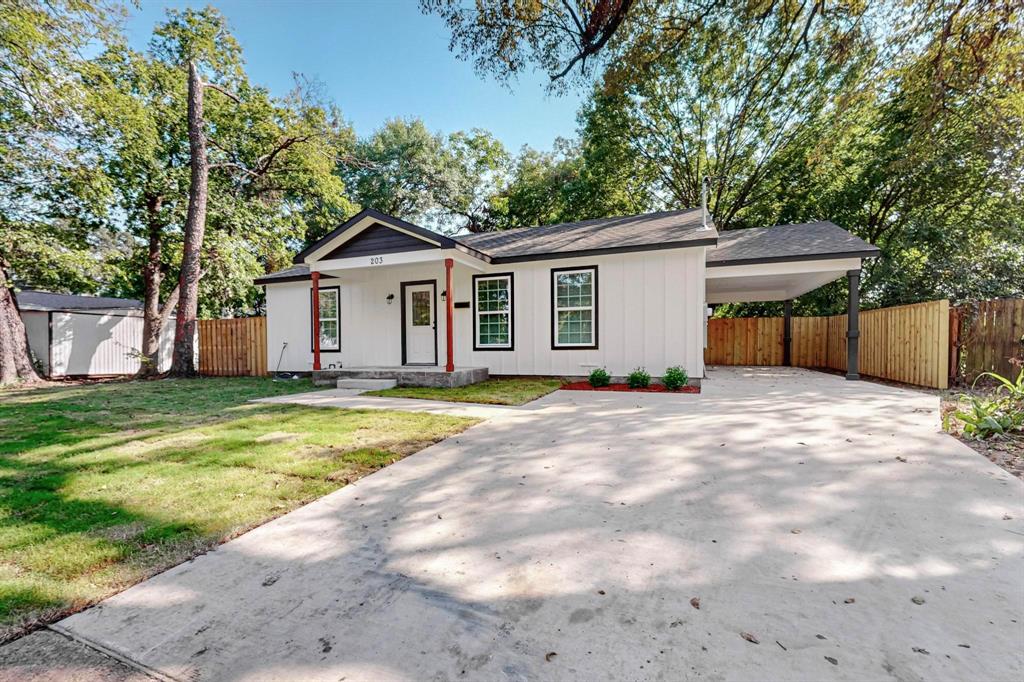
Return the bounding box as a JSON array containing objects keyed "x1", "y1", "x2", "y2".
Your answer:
[
  {"x1": 44, "y1": 368, "x2": 1023, "y2": 681},
  {"x1": 251, "y1": 388, "x2": 530, "y2": 419}
]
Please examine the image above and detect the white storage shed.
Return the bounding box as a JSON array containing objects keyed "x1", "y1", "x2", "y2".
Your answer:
[{"x1": 16, "y1": 291, "x2": 174, "y2": 378}]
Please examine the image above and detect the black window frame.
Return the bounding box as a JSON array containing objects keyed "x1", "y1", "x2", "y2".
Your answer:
[
  {"x1": 310, "y1": 285, "x2": 341, "y2": 353},
  {"x1": 472, "y1": 272, "x2": 515, "y2": 351},
  {"x1": 550, "y1": 265, "x2": 599, "y2": 350}
]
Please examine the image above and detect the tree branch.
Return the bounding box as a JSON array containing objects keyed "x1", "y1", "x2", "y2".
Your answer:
[{"x1": 203, "y1": 81, "x2": 240, "y2": 102}]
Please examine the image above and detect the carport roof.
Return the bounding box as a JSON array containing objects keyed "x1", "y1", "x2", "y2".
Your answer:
[{"x1": 708, "y1": 221, "x2": 879, "y2": 266}]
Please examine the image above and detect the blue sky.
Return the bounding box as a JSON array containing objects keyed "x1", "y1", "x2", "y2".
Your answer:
[{"x1": 125, "y1": 1, "x2": 584, "y2": 152}]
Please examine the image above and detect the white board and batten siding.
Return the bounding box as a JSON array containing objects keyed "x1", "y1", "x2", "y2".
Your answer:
[{"x1": 265, "y1": 247, "x2": 708, "y2": 378}]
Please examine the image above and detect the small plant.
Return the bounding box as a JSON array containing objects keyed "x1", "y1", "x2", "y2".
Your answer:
[
  {"x1": 663, "y1": 366, "x2": 688, "y2": 391},
  {"x1": 588, "y1": 367, "x2": 611, "y2": 388},
  {"x1": 977, "y1": 369, "x2": 1024, "y2": 402},
  {"x1": 950, "y1": 369, "x2": 1024, "y2": 440},
  {"x1": 627, "y1": 367, "x2": 651, "y2": 389},
  {"x1": 953, "y1": 396, "x2": 1021, "y2": 439}
]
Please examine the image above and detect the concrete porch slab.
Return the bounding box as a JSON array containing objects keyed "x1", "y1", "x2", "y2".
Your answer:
[{"x1": 313, "y1": 366, "x2": 488, "y2": 388}]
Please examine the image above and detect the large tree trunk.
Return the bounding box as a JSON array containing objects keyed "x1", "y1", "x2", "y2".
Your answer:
[
  {"x1": 137, "y1": 195, "x2": 181, "y2": 378},
  {"x1": 170, "y1": 61, "x2": 208, "y2": 377},
  {"x1": 0, "y1": 267, "x2": 41, "y2": 386},
  {"x1": 138, "y1": 195, "x2": 164, "y2": 377}
]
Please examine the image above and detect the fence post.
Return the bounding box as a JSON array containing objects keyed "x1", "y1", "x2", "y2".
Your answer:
[{"x1": 846, "y1": 270, "x2": 860, "y2": 380}]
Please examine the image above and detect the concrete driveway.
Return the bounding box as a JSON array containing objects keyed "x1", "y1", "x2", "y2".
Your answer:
[{"x1": 39, "y1": 368, "x2": 1024, "y2": 681}]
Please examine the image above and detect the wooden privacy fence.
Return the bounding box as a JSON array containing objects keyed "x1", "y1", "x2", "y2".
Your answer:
[
  {"x1": 197, "y1": 317, "x2": 268, "y2": 376},
  {"x1": 705, "y1": 300, "x2": 951, "y2": 389},
  {"x1": 705, "y1": 317, "x2": 784, "y2": 366},
  {"x1": 951, "y1": 298, "x2": 1024, "y2": 382}
]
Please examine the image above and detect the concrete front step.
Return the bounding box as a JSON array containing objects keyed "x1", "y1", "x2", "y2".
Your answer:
[
  {"x1": 337, "y1": 378, "x2": 397, "y2": 390},
  {"x1": 314, "y1": 366, "x2": 489, "y2": 388}
]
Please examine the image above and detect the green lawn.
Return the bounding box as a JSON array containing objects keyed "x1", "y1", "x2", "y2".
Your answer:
[
  {"x1": 365, "y1": 377, "x2": 562, "y2": 406},
  {"x1": 0, "y1": 377, "x2": 475, "y2": 640}
]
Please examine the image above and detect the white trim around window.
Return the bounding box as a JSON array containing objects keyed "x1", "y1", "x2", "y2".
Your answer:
[
  {"x1": 473, "y1": 273, "x2": 514, "y2": 351},
  {"x1": 551, "y1": 266, "x2": 598, "y2": 349}
]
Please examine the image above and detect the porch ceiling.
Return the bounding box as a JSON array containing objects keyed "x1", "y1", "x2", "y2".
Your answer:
[{"x1": 705, "y1": 257, "x2": 861, "y2": 304}]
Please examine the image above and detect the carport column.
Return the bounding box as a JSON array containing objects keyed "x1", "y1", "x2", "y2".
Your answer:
[
  {"x1": 311, "y1": 271, "x2": 321, "y2": 371},
  {"x1": 783, "y1": 299, "x2": 793, "y2": 367},
  {"x1": 444, "y1": 258, "x2": 454, "y2": 372},
  {"x1": 846, "y1": 269, "x2": 860, "y2": 380}
]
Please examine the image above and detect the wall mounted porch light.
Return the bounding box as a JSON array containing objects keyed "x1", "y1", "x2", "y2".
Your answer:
[
  {"x1": 441, "y1": 289, "x2": 447, "y2": 301},
  {"x1": 386, "y1": 293, "x2": 395, "y2": 305}
]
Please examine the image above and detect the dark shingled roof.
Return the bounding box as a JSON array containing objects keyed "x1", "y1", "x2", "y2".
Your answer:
[
  {"x1": 707, "y1": 221, "x2": 879, "y2": 266},
  {"x1": 456, "y1": 208, "x2": 717, "y2": 261},
  {"x1": 15, "y1": 290, "x2": 143, "y2": 312},
  {"x1": 254, "y1": 212, "x2": 879, "y2": 284},
  {"x1": 253, "y1": 264, "x2": 311, "y2": 285}
]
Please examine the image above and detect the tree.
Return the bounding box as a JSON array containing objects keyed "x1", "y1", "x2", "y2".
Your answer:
[
  {"x1": 433, "y1": 0, "x2": 1024, "y2": 313},
  {"x1": 423, "y1": 0, "x2": 636, "y2": 90},
  {"x1": 139, "y1": 7, "x2": 355, "y2": 375},
  {"x1": 75, "y1": 8, "x2": 355, "y2": 376},
  {"x1": 0, "y1": 0, "x2": 122, "y2": 384},
  {"x1": 341, "y1": 119, "x2": 509, "y2": 233},
  {"x1": 489, "y1": 141, "x2": 584, "y2": 228}
]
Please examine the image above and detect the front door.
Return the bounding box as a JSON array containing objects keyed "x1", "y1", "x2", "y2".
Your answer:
[{"x1": 403, "y1": 281, "x2": 436, "y2": 365}]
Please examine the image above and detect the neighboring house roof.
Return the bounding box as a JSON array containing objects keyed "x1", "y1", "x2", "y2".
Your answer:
[
  {"x1": 455, "y1": 208, "x2": 718, "y2": 262},
  {"x1": 253, "y1": 264, "x2": 313, "y2": 285},
  {"x1": 15, "y1": 290, "x2": 143, "y2": 312},
  {"x1": 707, "y1": 221, "x2": 880, "y2": 267}
]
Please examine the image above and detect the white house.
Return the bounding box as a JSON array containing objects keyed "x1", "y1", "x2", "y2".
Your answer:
[
  {"x1": 17, "y1": 290, "x2": 174, "y2": 378},
  {"x1": 256, "y1": 208, "x2": 879, "y2": 385}
]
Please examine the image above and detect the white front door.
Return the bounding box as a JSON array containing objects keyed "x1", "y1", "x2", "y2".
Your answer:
[{"x1": 404, "y1": 282, "x2": 436, "y2": 365}]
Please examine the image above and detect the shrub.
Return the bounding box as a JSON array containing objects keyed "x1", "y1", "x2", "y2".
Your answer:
[
  {"x1": 588, "y1": 367, "x2": 611, "y2": 388},
  {"x1": 627, "y1": 367, "x2": 651, "y2": 389},
  {"x1": 663, "y1": 366, "x2": 688, "y2": 391}
]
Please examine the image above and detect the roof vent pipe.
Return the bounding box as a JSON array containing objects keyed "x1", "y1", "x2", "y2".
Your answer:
[{"x1": 701, "y1": 175, "x2": 710, "y2": 229}]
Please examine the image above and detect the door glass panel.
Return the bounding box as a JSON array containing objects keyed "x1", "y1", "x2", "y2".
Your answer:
[{"x1": 411, "y1": 291, "x2": 431, "y2": 326}]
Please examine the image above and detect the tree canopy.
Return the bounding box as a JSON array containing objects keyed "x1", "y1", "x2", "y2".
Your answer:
[{"x1": 424, "y1": 0, "x2": 1024, "y2": 311}]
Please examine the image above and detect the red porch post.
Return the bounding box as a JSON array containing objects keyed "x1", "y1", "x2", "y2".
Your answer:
[
  {"x1": 444, "y1": 258, "x2": 454, "y2": 372},
  {"x1": 311, "y1": 271, "x2": 322, "y2": 371}
]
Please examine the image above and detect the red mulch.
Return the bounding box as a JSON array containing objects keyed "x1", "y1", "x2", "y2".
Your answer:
[{"x1": 560, "y1": 381, "x2": 700, "y2": 394}]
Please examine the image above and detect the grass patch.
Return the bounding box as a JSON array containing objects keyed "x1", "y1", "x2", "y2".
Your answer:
[
  {"x1": 365, "y1": 377, "x2": 562, "y2": 406},
  {"x1": 0, "y1": 377, "x2": 475, "y2": 639}
]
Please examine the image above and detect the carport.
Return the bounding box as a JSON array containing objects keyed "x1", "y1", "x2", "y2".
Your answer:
[{"x1": 706, "y1": 221, "x2": 880, "y2": 379}]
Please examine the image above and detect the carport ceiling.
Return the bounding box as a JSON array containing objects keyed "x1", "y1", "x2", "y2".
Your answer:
[{"x1": 705, "y1": 257, "x2": 862, "y2": 304}]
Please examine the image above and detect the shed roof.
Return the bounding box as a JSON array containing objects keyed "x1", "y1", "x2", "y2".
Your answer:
[{"x1": 15, "y1": 290, "x2": 143, "y2": 312}]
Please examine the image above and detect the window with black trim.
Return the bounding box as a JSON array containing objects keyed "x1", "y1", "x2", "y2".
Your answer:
[
  {"x1": 312, "y1": 286, "x2": 340, "y2": 351},
  {"x1": 473, "y1": 274, "x2": 513, "y2": 349},
  {"x1": 552, "y1": 267, "x2": 597, "y2": 348}
]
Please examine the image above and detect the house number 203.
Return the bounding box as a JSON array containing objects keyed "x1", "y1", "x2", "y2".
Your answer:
[{"x1": 369, "y1": 256, "x2": 384, "y2": 265}]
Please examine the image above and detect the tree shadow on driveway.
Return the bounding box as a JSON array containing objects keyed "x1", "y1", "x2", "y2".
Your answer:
[{"x1": 47, "y1": 368, "x2": 1024, "y2": 681}]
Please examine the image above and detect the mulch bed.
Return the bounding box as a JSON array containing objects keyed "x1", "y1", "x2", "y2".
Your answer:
[{"x1": 560, "y1": 381, "x2": 700, "y2": 394}]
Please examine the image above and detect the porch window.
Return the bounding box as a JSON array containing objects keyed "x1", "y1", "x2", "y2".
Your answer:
[
  {"x1": 473, "y1": 274, "x2": 513, "y2": 350},
  {"x1": 312, "y1": 286, "x2": 340, "y2": 352},
  {"x1": 552, "y1": 267, "x2": 597, "y2": 348}
]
